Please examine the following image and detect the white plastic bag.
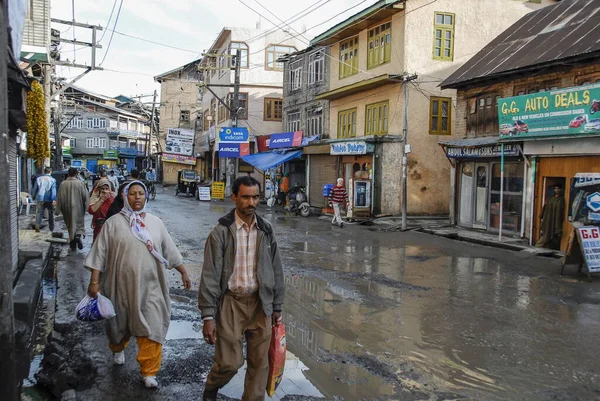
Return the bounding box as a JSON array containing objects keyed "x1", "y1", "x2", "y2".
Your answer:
[{"x1": 75, "y1": 294, "x2": 116, "y2": 321}]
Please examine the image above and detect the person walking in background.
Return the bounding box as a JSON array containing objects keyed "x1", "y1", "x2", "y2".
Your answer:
[
  {"x1": 32, "y1": 166, "x2": 57, "y2": 233},
  {"x1": 87, "y1": 179, "x2": 115, "y2": 242},
  {"x1": 105, "y1": 182, "x2": 128, "y2": 220},
  {"x1": 330, "y1": 178, "x2": 349, "y2": 228},
  {"x1": 536, "y1": 184, "x2": 565, "y2": 250},
  {"x1": 108, "y1": 170, "x2": 119, "y2": 192},
  {"x1": 85, "y1": 181, "x2": 191, "y2": 389},
  {"x1": 56, "y1": 167, "x2": 90, "y2": 251},
  {"x1": 199, "y1": 176, "x2": 284, "y2": 401}
]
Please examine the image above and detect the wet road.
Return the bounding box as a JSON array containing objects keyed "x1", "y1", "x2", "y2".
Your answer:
[{"x1": 69, "y1": 186, "x2": 600, "y2": 401}]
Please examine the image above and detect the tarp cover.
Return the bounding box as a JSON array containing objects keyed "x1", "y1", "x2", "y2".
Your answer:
[{"x1": 241, "y1": 150, "x2": 303, "y2": 170}]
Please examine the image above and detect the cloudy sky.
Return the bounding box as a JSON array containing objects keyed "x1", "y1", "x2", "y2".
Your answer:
[{"x1": 51, "y1": 0, "x2": 378, "y2": 101}]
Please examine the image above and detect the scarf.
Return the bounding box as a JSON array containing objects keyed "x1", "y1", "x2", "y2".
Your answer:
[{"x1": 120, "y1": 181, "x2": 169, "y2": 267}]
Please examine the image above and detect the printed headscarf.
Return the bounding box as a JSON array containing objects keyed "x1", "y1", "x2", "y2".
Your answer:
[{"x1": 120, "y1": 181, "x2": 169, "y2": 267}]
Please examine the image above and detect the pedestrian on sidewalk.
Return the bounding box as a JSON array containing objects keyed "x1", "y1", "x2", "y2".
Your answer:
[
  {"x1": 32, "y1": 166, "x2": 57, "y2": 233},
  {"x1": 536, "y1": 184, "x2": 565, "y2": 250},
  {"x1": 105, "y1": 182, "x2": 127, "y2": 220},
  {"x1": 108, "y1": 170, "x2": 119, "y2": 192},
  {"x1": 199, "y1": 176, "x2": 284, "y2": 401},
  {"x1": 85, "y1": 180, "x2": 191, "y2": 389},
  {"x1": 55, "y1": 167, "x2": 89, "y2": 251},
  {"x1": 330, "y1": 178, "x2": 349, "y2": 228},
  {"x1": 87, "y1": 179, "x2": 115, "y2": 242}
]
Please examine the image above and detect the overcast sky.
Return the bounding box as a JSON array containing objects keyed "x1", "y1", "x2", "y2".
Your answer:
[{"x1": 51, "y1": 0, "x2": 378, "y2": 101}]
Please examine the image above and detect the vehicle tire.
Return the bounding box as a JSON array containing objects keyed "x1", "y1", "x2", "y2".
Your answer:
[
  {"x1": 300, "y1": 206, "x2": 310, "y2": 217},
  {"x1": 150, "y1": 186, "x2": 156, "y2": 200}
]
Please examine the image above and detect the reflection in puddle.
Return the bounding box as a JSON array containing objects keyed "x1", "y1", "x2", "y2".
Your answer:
[
  {"x1": 221, "y1": 351, "x2": 324, "y2": 400},
  {"x1": 166, "y1": 320, "x2": 202, "y2": 340}
]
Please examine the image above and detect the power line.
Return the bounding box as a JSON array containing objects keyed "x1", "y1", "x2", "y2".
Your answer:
[
  {"x1": 107, "y1": 29, "x2": 202, "y2": 54},
  {"x1": 99, "y1": 0, "x2": 119, "y2": 43},
  {"x1": 100, "y1": 0, "x2": 124, "y2": 66}
]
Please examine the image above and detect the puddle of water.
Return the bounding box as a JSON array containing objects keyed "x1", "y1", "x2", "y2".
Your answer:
[
  {"x1": 166, "y1": 320, "x2": 203, "y2": 340},
  {"x1": 220, "y1": 351, "x2": 325, "y2": 400}
]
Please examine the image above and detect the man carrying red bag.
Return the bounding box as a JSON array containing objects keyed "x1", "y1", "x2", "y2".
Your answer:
[{"x1": 199, "y1": 176, "x2": 285, "y2": 401}]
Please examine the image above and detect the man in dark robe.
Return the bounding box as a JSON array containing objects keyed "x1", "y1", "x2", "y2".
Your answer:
[{"x1": 536, "y1": 184, "x2": 565, "y2": 250}]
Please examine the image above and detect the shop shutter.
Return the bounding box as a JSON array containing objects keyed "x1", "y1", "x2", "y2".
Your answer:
[
  {"x1": 8, "y1": 136, "x2": 18, "y2": 273},
  {"x1": 309, "y1": 155, "x2": 338, "y2": 207}
]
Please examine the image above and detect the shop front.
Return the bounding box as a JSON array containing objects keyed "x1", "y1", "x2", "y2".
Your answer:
[
  {"x1": 497, "y1": 82, "x2": 600, "y2": 251},
  {"x1": 118, "y1": 147, "x2": 137, "y2": 172},
  {"x1": 442, "y1": 138, "x2": 524, "y2": 234}
]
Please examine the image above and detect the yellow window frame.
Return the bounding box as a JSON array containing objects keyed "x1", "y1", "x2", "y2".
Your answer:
[
  {"x1": 365, "y1": 101, "x2": 389, "y2": 136},
  {"x1": 433, "y1": 12, "x2": 455, "y2": 61},
  {"x1": 339, "y1": 36, "x2": 359, "y2": 79},
  {"x1": 367, "y1": 21, "x2": 392, "y2": 69},
  {"x1": 429, "y1": 97, "x2": 451, "y2": 135},
  {"x1": 337, "y1": 108, "x2": 357, "y2": 138}
]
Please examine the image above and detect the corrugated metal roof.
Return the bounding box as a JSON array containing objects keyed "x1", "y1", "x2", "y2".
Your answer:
[
  {"x1": 439, "y1": 136, "x2": 499, "y2": 148},
  {"x1": 441, "y1": 0, "x2": 600, "y2": 89}
]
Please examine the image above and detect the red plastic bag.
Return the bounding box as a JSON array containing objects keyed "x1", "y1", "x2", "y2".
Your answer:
[{"x1": 266, "y1": 323, "x2": 286, "y2": 397}]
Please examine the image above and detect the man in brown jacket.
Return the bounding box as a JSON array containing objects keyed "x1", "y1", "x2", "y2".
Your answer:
[{"x1": 199, "y1": 176, "x2": 284, "y2": 401}]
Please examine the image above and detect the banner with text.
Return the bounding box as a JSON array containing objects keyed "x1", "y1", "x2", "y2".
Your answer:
[
  {"x1": 269, "y1": 131, "x2": 303, "y2": 149},
  {"x1": 166, "y1": 128, "x2": 194, "y2": 156},
  {"x1": 498, "y1": 82, "x2": 600, "y2": 140},
  {"x1": 219, "y1": 127, "x2": 249, "y2": 142},
  {"x1": 218, "y1": 142, "x2": 250, "y2": 158},
  {"x1": 162, "y1": 152, "x2": 196, "y2": 165}
]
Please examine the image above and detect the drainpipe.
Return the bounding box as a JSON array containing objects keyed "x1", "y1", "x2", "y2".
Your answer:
[{"x1": 529, "y1": 157, "x2": 537, "y2": 245}]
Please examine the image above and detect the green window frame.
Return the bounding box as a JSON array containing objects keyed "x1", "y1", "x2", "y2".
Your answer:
[
  {"x1": 339, "y1": 37, "x2": 359, "y2": 79},
  {"x1": 365, "y1": 101, "x2": 389, "y2": 136},
  {"x1": 429, "y1": 97, "x2": 451, "y2": 135},
  {"x1": 338, "y1": 108, "x2": 357, "y2": 138},
  {"x1": 367, "y1": 21, "x2": 391, "y2": 69},
  {"x1": 433, "y1": 12, "x2": 455, "y2": 61}
]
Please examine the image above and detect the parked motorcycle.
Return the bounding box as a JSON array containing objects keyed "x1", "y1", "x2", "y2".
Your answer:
[{"x1": 286, "y1": 186, "x2": 310, "y2": 217}]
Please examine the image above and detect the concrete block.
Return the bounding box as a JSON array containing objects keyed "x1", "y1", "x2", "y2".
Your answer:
[{"x1": 13, "y1": 259, "x2": 44, "y2": 328}]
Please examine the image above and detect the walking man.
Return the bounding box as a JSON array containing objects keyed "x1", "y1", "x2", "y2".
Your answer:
[
  {"x1": 536, "y1": 184, "x2": 565, "y2": 250},
  {"x1": 56, "y1": 167, "x2": 90, "y2": 251},
  {"x1": 330, "y1": 178, "x2": 349, "y2": 227},
  {"x1": 32, "y1": 166, "x2": 57, "y2": 232},
  {"x1": 199, "y1": 176, "x2": 284, "y2": 401},
  {"x1": 108, "y1": 170, "x2": 119, "y2": 192}
]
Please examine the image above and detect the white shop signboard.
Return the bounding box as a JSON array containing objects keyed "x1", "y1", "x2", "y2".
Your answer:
[
  {"x1": 198, "y1": 186, "x2": 211, "y2": 201},
  {"x1": 166, "y1": 128, "x2": 194, "y2": 156},
  {"x1": 578, "y1": 226, "x2": 600, "y2": 273},
  {"x1": 330, "y1": 141, "x2": 367, "y2": 155}
]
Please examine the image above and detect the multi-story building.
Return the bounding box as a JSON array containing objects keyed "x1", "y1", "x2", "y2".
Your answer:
[
  {"x1": 440, "y1": 0, "x2": 599, "y2": 251},
  {"x1": 281, "y1": 46, "x2": 331, "y2": 205},
  {"x1": 63, "y1": 86, "x2": 151, "y2": 173},
  {"x1": 304, "y1": 0, "x2": 553, "y2": 215},
  {"x1": 154, "y1": 59, "x2": 203, "y2": 184},
  {"x1": 196, "y1": 27, "x2": 305, "y2": 194}
]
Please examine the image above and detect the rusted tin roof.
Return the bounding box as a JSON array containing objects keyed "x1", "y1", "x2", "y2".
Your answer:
[{"x1": 441, "y1": 0, "x2": 600, "y2": 89}]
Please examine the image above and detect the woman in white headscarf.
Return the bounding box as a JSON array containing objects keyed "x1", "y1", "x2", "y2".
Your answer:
[{"x1": 85, "y1": 181, "x2": 191, "y2": 389}]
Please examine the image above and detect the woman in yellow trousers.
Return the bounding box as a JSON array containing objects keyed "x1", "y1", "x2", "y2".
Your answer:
[{"x1": 85, "y1": 181, "x2": 191, "y2": 388}]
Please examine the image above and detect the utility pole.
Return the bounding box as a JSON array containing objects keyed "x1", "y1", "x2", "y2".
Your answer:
[
  {"x1": 147, "y1": 90, "x2": 157, "y2": 170},
  {"x1": 0, "y1": 1, "x2": 19, "y2": 399},
  {"x1": 225, "y1": 49, "x2": 241, "y2": 196},
  {"x1": 400, "y1": 73, "x2": 418, "y2": 231},
  {"x1": 53, "y1": 107, "x2": 62, "y2": 170}
]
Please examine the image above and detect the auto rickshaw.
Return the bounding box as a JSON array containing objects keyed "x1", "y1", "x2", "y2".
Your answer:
[{"x1": 175, "y1": 169, "x2": 198, "y2": 196}]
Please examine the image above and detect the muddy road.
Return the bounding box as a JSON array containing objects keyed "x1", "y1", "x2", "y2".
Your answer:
[{"x1": 35, "y1": 185, "x2": 600, "y2": 400}]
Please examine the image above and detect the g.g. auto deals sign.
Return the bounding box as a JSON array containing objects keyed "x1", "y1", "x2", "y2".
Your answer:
[{"x1": 498, "y1": 82, "x2": 600, "y2": 140}]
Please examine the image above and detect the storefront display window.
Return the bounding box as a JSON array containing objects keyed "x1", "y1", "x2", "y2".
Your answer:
[{"x1": 490, "y1": 163, "x2": 523, "y2": 232}]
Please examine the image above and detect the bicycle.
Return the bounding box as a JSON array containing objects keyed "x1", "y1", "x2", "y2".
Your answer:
[{"x1": 147, "y1": 181, "x2": 157, "y2": 200}]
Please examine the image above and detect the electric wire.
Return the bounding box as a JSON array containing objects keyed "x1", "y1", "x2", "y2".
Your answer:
[
  {"x1": 99, "y1": 0, "x2": 124, "y2": 66},
  {"x1": 99, "y1": 0, "x2": 119, "y2": 43}
]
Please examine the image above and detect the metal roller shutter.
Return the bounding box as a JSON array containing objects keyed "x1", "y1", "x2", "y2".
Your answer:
[
  {"x1": 309, "y1": 155, "x2": 338, "y2": 207},
  {"x1": 8, "y1": 136, "x2": 18, "y2": 273}
]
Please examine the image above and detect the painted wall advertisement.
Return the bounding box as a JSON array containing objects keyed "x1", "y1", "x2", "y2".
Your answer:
[
  {"x1": 498, "y1": 82, "x2": 600, "y2": 140},
  {"x1": 162, "y1": 152, "x2": 196, "y2": 166},
  {"x1": 166, "y1": 128, "x2": 194, "y2": 156}
]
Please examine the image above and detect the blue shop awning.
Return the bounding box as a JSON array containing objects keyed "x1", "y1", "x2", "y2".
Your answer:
[{"x1": 241, "y1": 150, "x2": 303, "y2": 170}]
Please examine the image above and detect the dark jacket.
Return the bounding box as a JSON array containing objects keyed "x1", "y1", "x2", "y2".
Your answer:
[{"x1": 198, "y1": 209, "x2": 284, "y2": 318}]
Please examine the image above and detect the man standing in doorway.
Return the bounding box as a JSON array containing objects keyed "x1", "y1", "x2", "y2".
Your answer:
[
  {"x1": 536, "y1": 184, "x2": 565, "y2": 250},
  {"x1": 56, "y1": 167, "x2": 90, "y2": 251},
  {"x1": 199, "y1": 176, "x2": 284, "y2": 401},
  {"x1": 330, "y1": 178, "x2": 349, "y2": 228},
  {"x1": 32, "y1": 166, "x2": 57, "y2": 232}
]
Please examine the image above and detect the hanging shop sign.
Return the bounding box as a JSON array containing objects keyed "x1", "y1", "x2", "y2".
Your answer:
[
  {"x1": 330, "y1": 141, "x2": 368, "y2": 155},
  {"x1": 498, "y1": 82, "x2": 600, "y2": 140},
  {"x1": 211, "y1": 182, "x2": 225, "y2": 200},
  {"x1": 445, "y1": 143, "x2": 519, "y2": 159},
  {"x1": 218, "y1": 142, "x2": 250, "y2": 158},
  {"x1": 166, "y1": 128, "x2": 194, "y2": 156},
  {"x1": 162, "y1": 152, "x2": 196, "y2": 165},
  {"x1": 103, "y1": 150, "x2": 119, "y2": 160},
  {"x1": 269, "y1": 131, "x2": 303, "y2": 149},
  {"x1": 219, "y1": 127, "x2": 249, "y2": 142}
]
